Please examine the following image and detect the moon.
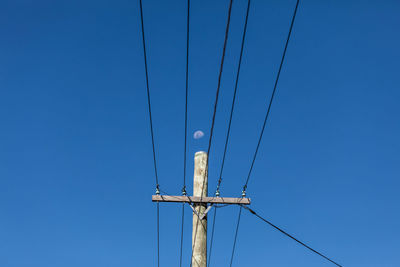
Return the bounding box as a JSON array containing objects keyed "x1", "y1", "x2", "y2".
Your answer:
[{"x1": 193, "y1": 130, "x2": 204, "y2": 139}]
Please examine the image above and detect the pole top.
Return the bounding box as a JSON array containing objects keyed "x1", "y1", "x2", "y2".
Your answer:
[{"x1": 195, "y1": 151, "x2": 207, "y2": 157}]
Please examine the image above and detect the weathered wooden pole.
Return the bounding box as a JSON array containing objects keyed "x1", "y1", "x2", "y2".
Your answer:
[
  {"x1": 151, "y1": 152, "x2": 251, "y2": 265},
  {"x1": 192, "y1": 151, "x2": 208, "y2": 267}
]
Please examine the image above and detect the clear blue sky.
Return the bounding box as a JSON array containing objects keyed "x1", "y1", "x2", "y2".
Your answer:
[{"x1": 1, "y1": 0, "x2": 400, "y2": 266}]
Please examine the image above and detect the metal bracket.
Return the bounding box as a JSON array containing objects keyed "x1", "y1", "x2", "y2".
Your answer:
[
  {"x1": 189, "y1": 204, "x2": 201, "y2": 218},
  {"x1": 189, "y1": 203, "x2": 214, "y2": 220},
  {"x1": 202, "y1": 205, "x2": 213, "y2": 219}
]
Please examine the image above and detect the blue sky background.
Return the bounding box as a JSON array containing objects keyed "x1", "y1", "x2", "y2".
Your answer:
[{"x1": 1, "y1": 0, "x2": 400, "y2": 266}]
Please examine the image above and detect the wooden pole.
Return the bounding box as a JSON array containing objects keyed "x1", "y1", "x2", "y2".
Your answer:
[
  {"x1": 151, "y1": 152, "x2": 250, "y2": 265},
  {"x1": 192, "y1": 151, "x2": 208, "y2": 267}
]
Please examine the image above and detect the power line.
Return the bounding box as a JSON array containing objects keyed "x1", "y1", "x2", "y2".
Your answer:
[
  {"x1": 209, "y1": 0, "x2": 252, "y2": 265},
  {"x1": 205, "y1": 0, "x2": 233, "y2": 160},
  {"x1": 242, "y1": 0, "x2": 300, "y2": 193},
  {"x1": 138, "y1": 0, "x2": 160, "y2": 265},
  {"x1": 183, "y1": 0, "x2": 190, "y2": 191},
  {"x1": 241, "y1": 205, "x2": 343, "y2": 267},
  {"x1": 180, "y1": 0, "x2": 190, "y2": 266},
  {"x1": 229, "y1": 206, "x2": 242, "y2": 266},
  {"x1": 179, "y1": 203, "x2": 185, "y2": 267},
  {"x1": 216, "y1": 0, "x2": 251, "y2": 196},
  {"x1": 207, "y1": 208, "x2": 217, "y2": 267},
  {"x1": 156, "y1": 202, "x2": 160, "y2": 267},
  {"x1": 229, "y1": 1, "x2": 300, "y2": 266},
  {"x1": 190, "y1": 0, "x2": 234, "y2": 265},
  {"x1": 139, "y1": 0, "x2": 159, "y2": 189},
  {"x1": 207, "y1": 202, "x2": 239, "y2": 266}
]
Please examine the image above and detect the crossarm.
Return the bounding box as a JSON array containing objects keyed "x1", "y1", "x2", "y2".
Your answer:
[{"x1": 152, "y1": 195, "x2": 251, "y2": 205}]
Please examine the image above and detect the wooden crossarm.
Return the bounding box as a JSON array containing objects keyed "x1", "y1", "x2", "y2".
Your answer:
[{"x1": 152, "y1": 195, "x2": 251, "y2": 205}]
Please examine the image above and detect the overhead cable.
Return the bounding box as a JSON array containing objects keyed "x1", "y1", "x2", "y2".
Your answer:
[
  {"x1": 209, "y1": 1, "x2": 252, "y2": 265},
  {"x1": 231, "y1": 1, "x2": 300, "y2": 266},
  {"x1": 216, "y1": 0, "x2": 251, "y2": 196},
  {"x1": 191, "y1": 0, "x2": 234, "y2": 265},
  {"x1": 241, "y1": 205, "x2": 343, "y2": 267},
  {"x1": 243, "y1": 0, "x2": 300, "y2": 193},
  {"x1": 229, "y1": 206, "x2": 243, "y2": 266},
  {"x1": 139, "y1": 0, "x2": 161, "y2": 265},
  {"x1": 180, "y1": 0, "x2": 191, "y2": 266}
]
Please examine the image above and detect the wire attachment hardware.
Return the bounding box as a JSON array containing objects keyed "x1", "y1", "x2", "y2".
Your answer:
[
  {"x1": 215, "y1": 184, "x2": 221, "y2": 197},
  {"x1": 182, "y1": 186, "x2": 187, "y2": 196},
  {"x1": 155, "y1": 185, "x2": 160, "y2": 195},
  {"x1": 241, "y1": 186, "x2": 247, "y2": 198}
]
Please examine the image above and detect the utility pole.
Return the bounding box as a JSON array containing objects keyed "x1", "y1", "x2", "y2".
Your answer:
[
  {"x1": 192, "y1": 151, "x2": 208, "y2": 267},
  {"x1": 152, "y1": 151, "x2": 251, "y2": 267}
]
